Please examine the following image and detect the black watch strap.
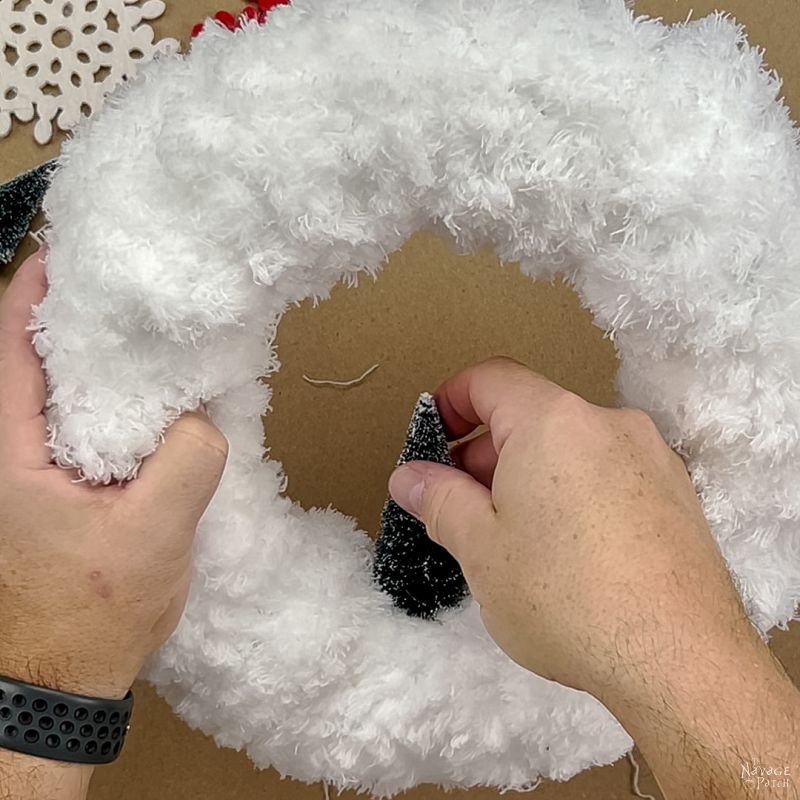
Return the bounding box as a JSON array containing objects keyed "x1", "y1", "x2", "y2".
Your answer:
[{"x1": 0, "y1": 675, "x2": 133, "y2": 765}]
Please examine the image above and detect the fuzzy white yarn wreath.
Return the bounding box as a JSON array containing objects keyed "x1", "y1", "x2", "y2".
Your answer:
[{"x1": 32, "y1": 0, "x2": 800, "y2": 794}]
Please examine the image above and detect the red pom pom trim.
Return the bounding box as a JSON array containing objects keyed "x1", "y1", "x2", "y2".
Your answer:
[
  {"x1": 213, "y1": 10, "x2": 238, "y2": 30},
  {"x1": 192, "y1": 0, "x2": 291, "y2": 38}
]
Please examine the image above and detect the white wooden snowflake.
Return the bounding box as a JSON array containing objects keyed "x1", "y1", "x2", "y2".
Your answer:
[{"x1": 0, "y1": 0, "x2": 178, "y2": 144}]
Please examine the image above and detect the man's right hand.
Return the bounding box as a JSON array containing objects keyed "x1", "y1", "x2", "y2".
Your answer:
[{"x1": 389, "y1": 357, "x2": 800, "y2": 799}]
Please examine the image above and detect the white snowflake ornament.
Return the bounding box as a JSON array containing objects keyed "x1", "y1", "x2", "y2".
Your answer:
[{"x1": 0, "y1": 0, "x2": 177, "y2": 144}]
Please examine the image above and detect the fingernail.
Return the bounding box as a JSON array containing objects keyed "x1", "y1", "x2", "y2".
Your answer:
[{"x1": 388, "y1": 462, "x2": 427, "y2": 517}]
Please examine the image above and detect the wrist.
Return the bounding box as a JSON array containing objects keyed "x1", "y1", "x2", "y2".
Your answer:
[
  {"x1": 0, "y1": 672, "x2": 134, "y2": 773},
  {"x1": 0, "y1": 654, "x2": 134, "y2": 702}
]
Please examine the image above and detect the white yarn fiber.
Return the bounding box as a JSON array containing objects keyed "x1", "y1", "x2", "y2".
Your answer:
[{"x1": 32, "y1": 0, "x2": 800, "y2": 794}]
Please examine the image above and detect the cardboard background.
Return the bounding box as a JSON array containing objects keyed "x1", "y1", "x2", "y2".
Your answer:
[{"x1": 2, "y1": 2, "x2": 798, "y2": 798}]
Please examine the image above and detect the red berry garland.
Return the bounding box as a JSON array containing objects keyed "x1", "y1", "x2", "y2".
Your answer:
[{"x1": 192, "y1": 0, "x2": 290, "y2": 38}]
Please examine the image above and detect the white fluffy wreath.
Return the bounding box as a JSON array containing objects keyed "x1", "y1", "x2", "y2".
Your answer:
[{"x1": 32, "y1": 0, "x2": 800, "y2": 794}]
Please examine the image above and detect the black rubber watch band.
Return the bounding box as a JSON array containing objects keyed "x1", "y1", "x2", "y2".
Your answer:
[{"x1": 0, "y1": 675, "x2": 133, "y2": 764}]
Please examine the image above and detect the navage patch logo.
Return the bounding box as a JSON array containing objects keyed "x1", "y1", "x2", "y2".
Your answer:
[{"x1": 741, "y1": 761, "x2": 793, "y2": 791}]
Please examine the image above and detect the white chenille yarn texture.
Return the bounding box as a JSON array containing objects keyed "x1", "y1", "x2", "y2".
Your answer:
[{"x1": 31, "y1": 0, "x2": 800, "y2": 794}]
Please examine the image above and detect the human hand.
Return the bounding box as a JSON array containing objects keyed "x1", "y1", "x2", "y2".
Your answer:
[
  {"x1": 0, "y1": 250, "x2": 229, "y2": 701},
  {"x1": 388, "y1": 357, "x2": 800, "y2": 799},
  {"x1": 388, "y1": 356, "x2": 745, "y2": 695}
]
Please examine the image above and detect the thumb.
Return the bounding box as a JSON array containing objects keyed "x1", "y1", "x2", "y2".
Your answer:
[
  {"x1": 388, "y1": 461, "x2": 495, "y2": 561},
  {"x1": 131, "y1": 410, "x2": 229, "y2": 525}
]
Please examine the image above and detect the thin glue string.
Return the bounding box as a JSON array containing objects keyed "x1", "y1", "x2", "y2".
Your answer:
[
  {"x1": 628, "y1": 750, "x2": 657, "y2": 800},
  {"x1": 321, "y1": 781, "x2": 330, "y2": 800},
  {"x1": 302, "y1": 363, "x2": 380, "y2": 388},
  {"x1": 28, "y1": 226, "x2": 47, "y2": 246}
]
